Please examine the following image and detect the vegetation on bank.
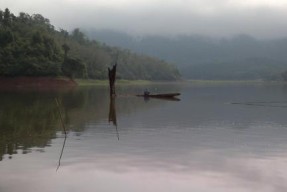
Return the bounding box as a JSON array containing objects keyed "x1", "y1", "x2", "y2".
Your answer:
[{"x1": 0, "y1": 8, "x2": 181, "y2": 81}]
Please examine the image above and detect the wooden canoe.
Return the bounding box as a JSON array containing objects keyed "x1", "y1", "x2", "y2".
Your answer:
[{"x1": 136, "y1": 93, "x2": 180, "y2": 98}]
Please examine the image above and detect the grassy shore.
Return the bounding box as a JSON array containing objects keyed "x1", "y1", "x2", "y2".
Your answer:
[{"x1": 75, "y1": 79, "x2": 153, "y2": 86}]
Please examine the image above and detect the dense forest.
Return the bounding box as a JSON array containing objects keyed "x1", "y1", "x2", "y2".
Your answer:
[
  {"x1": 0, "y1": 8, "x2": 181, "y2": 80},
  {"x1": 88, "y1": 30, "x2": 287, "y2": 80}
]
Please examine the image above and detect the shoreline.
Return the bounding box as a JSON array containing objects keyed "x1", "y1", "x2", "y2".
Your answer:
[
  {"x1": 0, "y1": 77, "x2": 77, "y2": 90},
  {"x1": 0, "y1": 77, "x2": 284, "y2": 90}
]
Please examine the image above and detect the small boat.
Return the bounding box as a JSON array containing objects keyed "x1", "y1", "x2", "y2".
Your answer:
[{"x1": 136, "y1": 93, "x2": 181, "y2": 98}]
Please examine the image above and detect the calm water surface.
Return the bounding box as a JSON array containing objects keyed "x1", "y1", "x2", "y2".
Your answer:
[{"x1": 1, "y1": 83, "x2": 287, "y2": 192}]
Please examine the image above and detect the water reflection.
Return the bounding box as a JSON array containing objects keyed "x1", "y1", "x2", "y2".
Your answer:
[
  {"x1": 109, "y1": 97, "x2": 117, "y2": 127},
  {"x1": 0, "y1": 88, "x2": 93, "y2": 161},
  {"x1": 55, "y1": 97, "x2": 68, "y2": 171},
  {"x1": 0, "y1": 85, "x2": 180, "y2": 159},
  {"x1": 0, "y1": 91, "x2": 60, "y2": 160},
  {"x1": 109, "y1": 97, "x2": 119, "y2": 140},
  {"x1": 142, "y1": 96, "x2": 181, "y2": 102},
  {"x1": 1, "y1": 84, "x2": 287, "y2": 192}
]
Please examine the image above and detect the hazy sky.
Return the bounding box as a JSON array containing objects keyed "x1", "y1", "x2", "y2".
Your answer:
[{"x1": 2, "y1": 0, "x2": 287, "y2": 38}]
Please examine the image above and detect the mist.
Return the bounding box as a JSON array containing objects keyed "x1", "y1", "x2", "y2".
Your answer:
[{"x1": 2, "y1": 0, "x2": 287, "y2": 39}]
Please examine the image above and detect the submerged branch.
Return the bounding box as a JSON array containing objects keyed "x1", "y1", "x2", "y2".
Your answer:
[
  {"x1": 56, "y1": 134, "x2": 67, "y2": 171},
  {"x1": 55, "y1": 97, "x2": 68, "y2": 171}
]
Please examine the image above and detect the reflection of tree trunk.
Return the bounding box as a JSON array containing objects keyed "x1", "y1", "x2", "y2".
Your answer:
[
  {"x1": 109, "y1": 97, "x2": 119, "y2": 140},
  {"x1": 108, "y1": 63, "x2": 117, "y2": 97},
  {"x1": 109, "y1": 97, "x2": 117, "y2": 126}
]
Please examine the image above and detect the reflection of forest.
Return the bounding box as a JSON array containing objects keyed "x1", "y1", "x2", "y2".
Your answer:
[
  {"x1": 0, "y1": 85, "x2": 181, "y2": 161},
  {"x1": 0, "y1": 89, "x2": 88, "y2": 161}
]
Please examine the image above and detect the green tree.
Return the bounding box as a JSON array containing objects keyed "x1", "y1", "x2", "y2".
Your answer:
[
  {"x1": 3, "y1": 8, "x2": 11, "y2": 27},
  {"x1": 71, "y1": 28, "x2": 87, "y2": 44},
  {"x1": 0, "y1": 8, "x2": 181, "y2": 80},
  {"x1": 62, "y1": 58, "x2": 86, "y2": 79},
  {"x1": 62, "y1": 43, "x2": 70, "y2": 60},
  {"x1": 0, "y1": 29, "x2": 13, "y2": 46},
  {"x1": 0, "y1": 10, "x2": 3, "y2": 25}
]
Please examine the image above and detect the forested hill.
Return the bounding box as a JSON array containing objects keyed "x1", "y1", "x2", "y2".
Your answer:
[
  {"x1": 88, "y1": 30, "x2": 287, "y2": 80},
  {"x1": 0, "y1": 8, "x2": 181, "y2": 80}
]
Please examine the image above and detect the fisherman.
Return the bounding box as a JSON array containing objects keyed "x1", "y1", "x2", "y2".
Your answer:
[{"x1": 144, "y1": 89, "x2": 150, "y2": 97}]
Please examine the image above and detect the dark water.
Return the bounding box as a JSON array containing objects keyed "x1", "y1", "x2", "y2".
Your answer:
[{"x1": 1, "y1": 83, "x2": 287, "y2": 192}]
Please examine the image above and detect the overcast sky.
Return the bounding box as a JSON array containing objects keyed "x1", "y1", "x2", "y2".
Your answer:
[{"x1": 2, "y1": 0, "x2": 287, "y2": 38}]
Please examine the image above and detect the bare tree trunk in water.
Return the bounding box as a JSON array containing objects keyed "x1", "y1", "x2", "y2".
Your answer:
[{"x1": 108, "y1": 63, "x2": 117, "y2": 97}]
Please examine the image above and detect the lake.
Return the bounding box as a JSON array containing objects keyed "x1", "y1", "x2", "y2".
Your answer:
[{"x1": 1, "y1": 82, "x2": 287, "y2": 192}]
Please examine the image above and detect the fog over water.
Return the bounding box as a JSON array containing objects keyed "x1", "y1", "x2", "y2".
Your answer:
[{"x1": 2, "y1": 0, "x2": 287, "y2": 39}]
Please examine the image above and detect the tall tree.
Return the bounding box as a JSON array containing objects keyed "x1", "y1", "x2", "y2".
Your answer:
[
  {"x1": 62, "y1": 43, "x2": 70, "y2": 61},
  {"x1": 3, "y1": 8, "x2": 11, "y2": 27},
  {"x1": 0, "y1": 10, "x2": 3, "y2": 25},
  {"x1": 71, "y1": 28, "x2": 86, "y2": 44}
]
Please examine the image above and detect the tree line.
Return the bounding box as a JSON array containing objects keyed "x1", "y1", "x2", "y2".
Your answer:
[
  {"x1": 90, "y1": 30, "x2": 287, "y2": 81},
  {"x1": 0, "y1": 8, "x2": 181, "y2": 80}
]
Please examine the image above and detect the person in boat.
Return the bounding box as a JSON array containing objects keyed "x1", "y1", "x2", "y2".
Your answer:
[{"x1": 144, "y1": 89, "x2": 150, "y2": 97}]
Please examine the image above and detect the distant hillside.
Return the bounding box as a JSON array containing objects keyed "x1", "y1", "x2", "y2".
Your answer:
[
  {"x1": 88, "y1": 30, "x2": 287, "y2": 80},
  {"x1": 0, "y1": 8, "x2": 181, "y2": 81}
]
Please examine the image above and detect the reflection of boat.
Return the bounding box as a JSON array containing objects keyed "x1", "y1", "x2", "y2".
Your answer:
[{"x1": 136, "y1": 93, "x2": 180, "y2": 100}]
